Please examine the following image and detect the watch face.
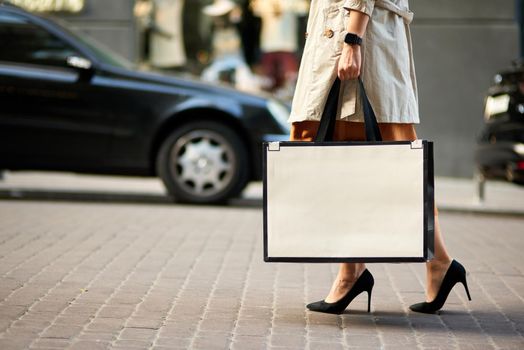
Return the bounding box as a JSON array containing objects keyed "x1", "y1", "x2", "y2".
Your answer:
[{"x1": 345, "y1": 33, "x2": 362, "y2": 45}]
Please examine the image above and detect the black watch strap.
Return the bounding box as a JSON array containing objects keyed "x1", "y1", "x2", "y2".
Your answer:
[{"x1": 344, "y1": 33, "x2": 362, "y2": 46}]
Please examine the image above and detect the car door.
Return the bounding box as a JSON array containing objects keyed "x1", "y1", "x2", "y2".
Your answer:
[{"x1": 0, "y1": 10, "x2": 115, "y2": 169}]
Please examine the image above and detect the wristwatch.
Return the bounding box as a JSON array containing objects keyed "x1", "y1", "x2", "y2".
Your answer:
[{"x1": 344, "y1": 33, "x2": 362, "y2": 46}]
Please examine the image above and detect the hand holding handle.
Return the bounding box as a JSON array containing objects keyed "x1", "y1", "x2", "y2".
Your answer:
[{"x1": 315, "y1": 78, "x2": 383, "y2": 142}]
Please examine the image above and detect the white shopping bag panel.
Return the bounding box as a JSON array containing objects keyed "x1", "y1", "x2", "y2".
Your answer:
[{"x1": 264, "y1": 141, "x2": 434, "y2": 262}]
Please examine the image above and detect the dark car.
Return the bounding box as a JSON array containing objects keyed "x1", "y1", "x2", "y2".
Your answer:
[
  {"x1": 0, "y1": 3, "x2": 290, "y2": 204},
  {"x1": 475, "y1": 60, "x2": 524, "y2": 196}
]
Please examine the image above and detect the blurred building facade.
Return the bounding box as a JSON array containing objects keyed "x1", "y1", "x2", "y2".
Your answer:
[
  {"x1": 8, "y1": 0, "x2": 140, "y2": 61},
  {"x1": 9, "y1": 0, "x2": 520, "y2": 178},
  {"x1": 410, "y1": 0, "x2": 518, "y2": 177}
]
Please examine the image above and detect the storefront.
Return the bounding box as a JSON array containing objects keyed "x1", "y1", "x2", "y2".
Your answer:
[
  {"x1": 5, "y1": 0, "x2": 306, "y2": 75},
  {"x1": 6, "y1": 0, "x2": 138, "y2": 62},
  {"x1": 5, "y1": 0, "x2": 236, "y2": 73}
]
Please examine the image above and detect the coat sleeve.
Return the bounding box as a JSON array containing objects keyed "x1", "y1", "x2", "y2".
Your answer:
[{"x1": 343, "y1": 0, "x2": 375, "y2": 17}]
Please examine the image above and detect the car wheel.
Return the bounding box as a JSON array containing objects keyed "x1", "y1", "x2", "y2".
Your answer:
[{"x1": 157, "y1": 121, "x2": 249, "y2": 204}]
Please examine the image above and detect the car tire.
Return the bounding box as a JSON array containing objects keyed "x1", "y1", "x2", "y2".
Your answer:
[{"x1": 156, "y1": 121, "x2": 249, "y2": 204}]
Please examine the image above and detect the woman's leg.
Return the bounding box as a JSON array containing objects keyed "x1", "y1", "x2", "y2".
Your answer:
[
  {"x1": 375, "y1": 123, "x2": 454, "y2": 301},
  {"x1": 426, "y1": 216, "x2": 452, "y2": 301}
]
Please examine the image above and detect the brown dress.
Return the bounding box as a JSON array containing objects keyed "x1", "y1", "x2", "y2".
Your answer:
[{"x1": 290, "y1": 121, "x2": 417, "y2": 142}]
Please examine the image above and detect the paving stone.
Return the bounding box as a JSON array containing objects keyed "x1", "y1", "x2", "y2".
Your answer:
[
  {"x1": 2, "y1": 336, "x2": 35, "y2": 349},
  {"x1": 234, "y1": 323, "x2": 271, "y2": 337},
  {"x1": 0, "y1": 305, "x2": 26, "y2": 318},
  {"x1": 53, "y1": 315, "x2": 93, "y2": 326},
  {"x1": 11, "y1": 318, "x2": 51, "y2": 330},
  {"x1": 191, "y1": 332, "x2": 231, "y2": 349},
  {"x1": 270, "y1": 333, "x2": 306, "y2": 347},
  {"x1": 159, "y1": 322, "x2": 199, "y2": 338},
  {"x1": 4, "y1": 326, "x2": 41, "y2": 338},
  {"x1": 39, "y1": 324, "x2": 84, "y2": 340},
  {"x1": 308, "y1": 341, "x2": 345, "y2": 350},
  {"x1": 125, "y1": 317, "x2": 163, "y2": 329},
  {"x1": 199, "y1": 318, "x2": 236, "y2": 332},
  {"x1": 86, "y1": 318, "x2": 125, "y2": 332},
  {"x1": 344, "y1": 334, "x2": 382, "y2": 347},
  {"x1": 230, "y1": 335, "x2": 268, "y2": 350},
  {"x1": 31, "y1": 338, "x2": 72, "y2": 348},
  {"x1": 68, "y1": 340, "x2": 111, "y2": 350},
  {"x1": 77, "y1": 331, "x2": 117, "y2": 342},
  {"x1": 154, "y1": 336, "x2": 192, "y2": 348},
  {"x1": 118, "y1": 327, "x2": 157, "y2": 341},
  {"x1": 113, "y1": 339, "x2": 153, "y2": 348},
  {"x1": 97, "y1": 305, "x2": 135, "y2": 319},
  {"x1": 62, "y1": 305, "x2": 99, "y2": 316}
]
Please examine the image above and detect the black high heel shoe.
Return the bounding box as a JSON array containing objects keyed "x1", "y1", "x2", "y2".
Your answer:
[
  {"x1": 410, "y1": 260, "x2": 472, "y2": 314},
  {"x1": 306, "y1": 269, "x2": 374, "y2": 315}
]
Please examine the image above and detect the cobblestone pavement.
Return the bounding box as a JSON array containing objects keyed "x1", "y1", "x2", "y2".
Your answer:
[{"x1": 0, "y1": 200, "x2": 523, "y2": 349}]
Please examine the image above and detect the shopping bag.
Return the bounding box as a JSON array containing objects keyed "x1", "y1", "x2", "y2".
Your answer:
[{"x1": 263, "y1": 78, "x2": 435, "y2": 262}]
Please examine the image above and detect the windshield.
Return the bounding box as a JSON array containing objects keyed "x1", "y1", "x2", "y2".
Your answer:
[{"x1": 51, "y1": 16, "x2": 135, "y2": 70}]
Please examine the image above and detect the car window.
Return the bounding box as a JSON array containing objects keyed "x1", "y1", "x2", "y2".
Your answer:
[{"x1": 0, "y1": 12, "x2": 80, "y2": 68}]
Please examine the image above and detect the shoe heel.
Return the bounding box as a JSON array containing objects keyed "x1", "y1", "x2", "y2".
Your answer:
[
  {"x1": 461, "y1": 277, "x2": 472, "y2": 301},
  {"x1": 367, "y1": 289, "x2": 372, "y2": 313}
]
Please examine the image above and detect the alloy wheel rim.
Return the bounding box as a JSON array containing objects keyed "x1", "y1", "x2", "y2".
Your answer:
[{"x1": 170, "y1": 130, "x2": 235, "y2": 198}]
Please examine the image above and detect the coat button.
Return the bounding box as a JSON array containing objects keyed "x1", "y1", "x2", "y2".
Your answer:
[{"x1": 324, "y1": 29, "x2": 334, "y2": 38}]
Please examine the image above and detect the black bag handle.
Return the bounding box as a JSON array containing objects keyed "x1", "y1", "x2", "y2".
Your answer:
[{"x1": 314, "y1": 77, "x2": 383, "y2": 142}]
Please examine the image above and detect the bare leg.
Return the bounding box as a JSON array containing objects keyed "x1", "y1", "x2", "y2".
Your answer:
[
  {"x1": 324, "y1": 263, "x2": 366, "y2": 303},
  {"x1": 425, "y1": 212, "x2": 452, "y2": 301}
]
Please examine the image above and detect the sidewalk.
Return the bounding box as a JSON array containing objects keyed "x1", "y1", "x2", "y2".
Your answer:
[
  {"x1": 0, "y1": 171, "x2": 523, "y2": 215},
  {"x1": 0, "y1": 187, "x2": 523, "y2": 349}
]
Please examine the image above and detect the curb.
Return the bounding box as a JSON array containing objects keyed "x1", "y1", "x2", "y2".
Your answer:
[
  {"x1": 438, "y1": 204, "x2": 524, "y2": 217},
  {"x1": 1, "y1": 188, "x2": 523, "y2": 216}
]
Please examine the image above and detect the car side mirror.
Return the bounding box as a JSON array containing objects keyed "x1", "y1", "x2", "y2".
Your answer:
[{"x1": 67, "y1": 56, "x2": 94, "y2": 81}]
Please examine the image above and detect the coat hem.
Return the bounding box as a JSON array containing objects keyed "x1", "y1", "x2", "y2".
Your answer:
[{"x1": 287, "y1": 115, "x2": 420, "y2": 124}]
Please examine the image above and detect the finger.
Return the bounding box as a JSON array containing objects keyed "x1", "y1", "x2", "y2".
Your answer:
[
  {"x1": 338, "y1": 69, "x2": 344, "y2": 80},
  {"x1": 346, "y1": 68, "x2": 355, "y2": 80},
  {"x1": 338, "y1": 69, "x2": 345, "y2": 80},
  {"x1": 337, "y1": 65, "x2": 346, "y2": 80},
  {"x1": 350, "y1": 67, "x2": 360, "y2": 80}
]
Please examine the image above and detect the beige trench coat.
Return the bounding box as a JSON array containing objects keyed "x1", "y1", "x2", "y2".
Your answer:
[{"x1": 288, "y1": 0, "x2": 419, "y2": 124}]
